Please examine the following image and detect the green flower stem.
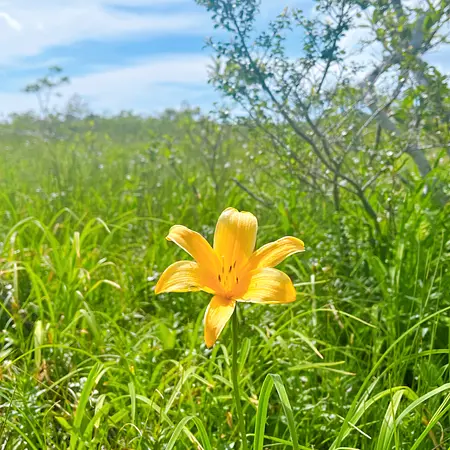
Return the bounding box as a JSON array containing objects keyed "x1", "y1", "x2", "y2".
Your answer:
[{"x1": 231, "y1": 306, "x2": 248, "y2": 450}]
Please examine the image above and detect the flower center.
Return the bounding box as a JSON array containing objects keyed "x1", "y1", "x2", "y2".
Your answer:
[{"x1": 217, "y1": 260, "x2": 239, "y2": 297}]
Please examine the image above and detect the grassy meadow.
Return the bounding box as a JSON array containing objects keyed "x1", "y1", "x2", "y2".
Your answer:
[{"x1": 0, "y1": 108, "x2": 449, "y2": 450}]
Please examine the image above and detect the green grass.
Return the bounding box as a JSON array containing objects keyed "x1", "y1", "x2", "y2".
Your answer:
[{"x1": 0, "y1": 112, "x2": 449, "y2": 449}]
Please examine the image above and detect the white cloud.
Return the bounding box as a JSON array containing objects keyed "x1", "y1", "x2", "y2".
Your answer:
[
  {"x1": 0, "y1": 53, "x2": 214, "y2": 115},
  {"x1": 0, "y1": 11, "x2": 21, "y2": 30},
  {"x1": 70, "y1": 53, "x2": 212, "y2": 108},
  {"x1": 0, "y1": 92, "x2": 37, "y2": 118},
  {"x1": 73, "y1": 54, "x2": 209, "y2": 89},
  {"x1": 0, "y1": 0, "x2": 208, "y2": 65}
]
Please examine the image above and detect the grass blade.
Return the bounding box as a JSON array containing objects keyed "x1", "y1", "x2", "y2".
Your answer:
[
  {"x1": 69, "y1": 363, "x2": 108, "y2": 450},
  {"x1": 166, "y1": 416, "x2": 212, "y2": 450},
  {"x1": 254, "y1": 373, "x2": 299, "y2": 450}
]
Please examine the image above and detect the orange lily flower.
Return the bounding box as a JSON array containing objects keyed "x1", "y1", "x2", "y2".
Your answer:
[{"x1": 155, "y1": 207, "x2": 305, "y2": 347}]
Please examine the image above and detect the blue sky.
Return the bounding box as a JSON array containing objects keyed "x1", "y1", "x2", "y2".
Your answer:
[{"x1": 0, "y1": 0, "x2": 448, "y2": 116}]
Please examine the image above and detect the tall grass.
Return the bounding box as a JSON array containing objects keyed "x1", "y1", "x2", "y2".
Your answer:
[{"x1": 0, "y1": 113, "x2": 449, "y2": 449}]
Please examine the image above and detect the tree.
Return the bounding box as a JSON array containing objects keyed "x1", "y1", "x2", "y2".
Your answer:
[
  {"x1": 23, "y1": 66, "x2": 70, "y2": 119},
  {"x1": 197, "y1": 0, "x2": 449, "y2": 225}
]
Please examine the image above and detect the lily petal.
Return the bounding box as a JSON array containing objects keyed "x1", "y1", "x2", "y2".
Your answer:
[
  {"x1": 239, "y1": 268, "x2": 296, "y2": 304},
  {"x1": 204, "y1": 295, "x2": 236, "y2": 348},
  {"x1": 167, "y1": 225, "x2": 221, "y2": 271},
  {"x1": 155, "y1": 261, "x2": 215, "y2": 294},
  {"x1": 248, "y1": 236, "x2": 305, "y2": 269},
  {"x1": 214, "y1": 207, "x2": 258, "y2": 270}
]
